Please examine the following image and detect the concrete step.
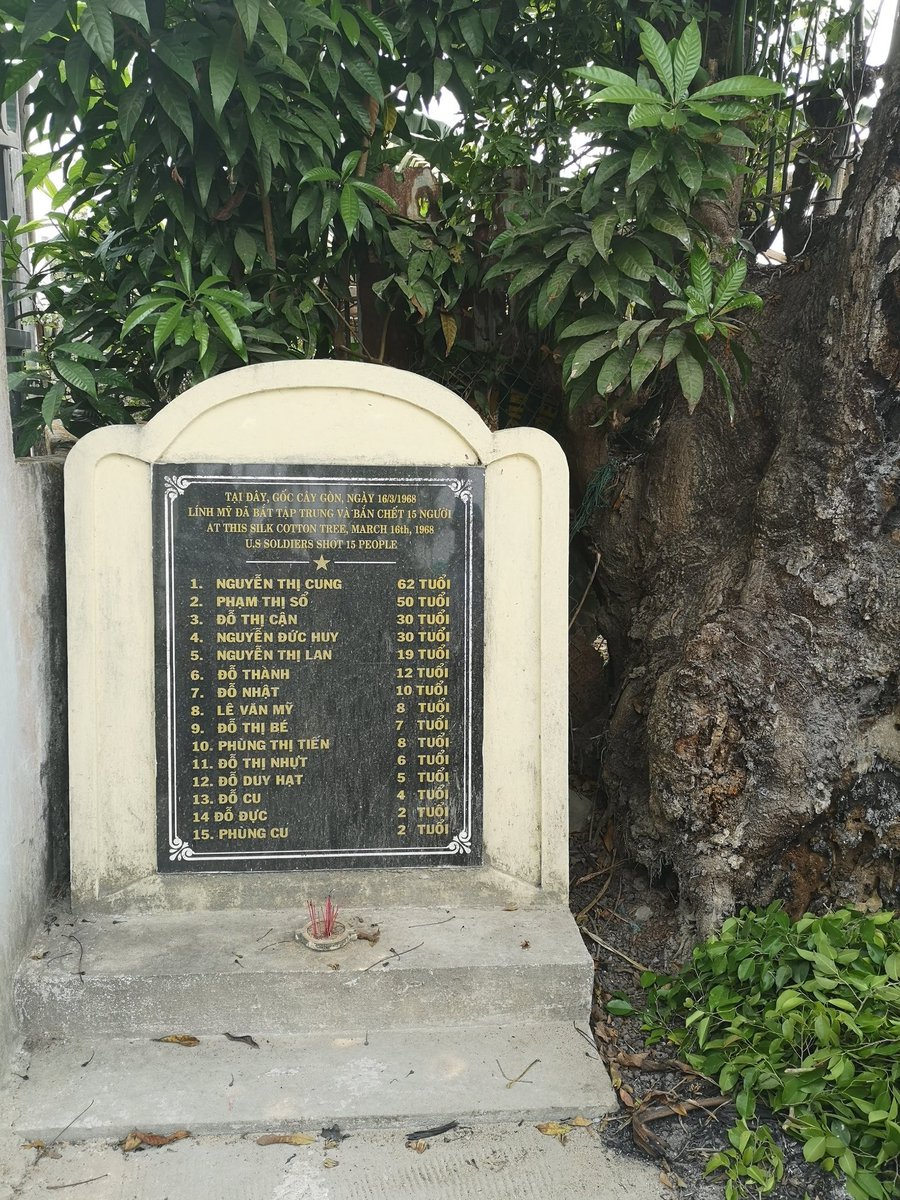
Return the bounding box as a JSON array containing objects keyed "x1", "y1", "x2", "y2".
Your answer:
[
  {"x1": 0, "y1": 1122, "x2": 666, "y2": 1200},
  {"x1": 3, "y1": 1021, "x2": 617, "y2": 1141},
  {"x1": 16, "y1": 905, "x2": 591, "y2": 1036}
]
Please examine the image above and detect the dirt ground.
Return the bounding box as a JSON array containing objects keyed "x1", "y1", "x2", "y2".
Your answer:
[{"x1": 569, "y1": 811, "x2": 852, "y2": 1200}]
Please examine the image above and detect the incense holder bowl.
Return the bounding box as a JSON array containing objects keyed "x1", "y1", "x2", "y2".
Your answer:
[{"x1": 295, "y1": 921, "x2": 355, "y2": 952}]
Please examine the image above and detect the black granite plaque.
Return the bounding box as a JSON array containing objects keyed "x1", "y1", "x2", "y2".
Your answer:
[{"x1": 153, "y1": 464, "x2": 484, "y2": 871}]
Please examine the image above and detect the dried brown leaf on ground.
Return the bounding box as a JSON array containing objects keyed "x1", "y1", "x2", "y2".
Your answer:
[
  {"x1": 569, "y1": 1116, "x2": 593, "y2": 1128},
  {"x1": 406, "y1": 1139, "x2": 428, "y2": 1153},
  {"x1": 256, "y1": 1133, "x2": 316, "y2": 1146},
  {"x1": 535, "y1": 1121, "x2": 571, "y2": 1143},
  {"x1": 21, "y1": 1140, "x2": 44, "y2": 1150},
  {"x1": 323, "y1": 1157, "x2": 339, "y2": 1167},
  {"x1": 153, "y1": 1034, "x2": 199, "y2": 1047},
  {"x1": 120, "y1": 1130, "x2": 190, "y2": 1152},
  {"x1": 223, "y1": 1032, "x2": 259, "y2": 1049}
]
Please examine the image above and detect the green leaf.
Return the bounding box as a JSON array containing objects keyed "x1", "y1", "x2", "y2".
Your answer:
[
  {"x1": 233, "y1": 228, "x2": 257, "y2": 272},
  {"x1": 672, "y1": 143, "x2": 703, "y2": 192},
  {"x1": 22, "y1": 0, "x2": 69, "y2": 48},
  {"x1": 121, "y1": 296, "x2": 169, "y2": 336},
  {"x1": 631, "y1": 339, "x2": 663, "y2": 391},
  {"x1": 118, "y1": 85, "x2": 146, "y2": 144},
  {"x1": 590, "y1": 212, "x2": 618, "y2": 260},
  {"x1": 433, "y1": 56, "x2": 452, "y2": 93},
  {"x1": 628, "y1": 103, "x2": 665, "y2": 129},
  {"x1": 597, "y1": 346, "x2": 633, "y2": 394},
  {"x1": 350, "y1": 180, "x2": 396, "y2": 208},
  {"x1": 569, "y1": 333, "x2": 617, "y2": 380},
  {"x1": 80, "y1": 0, "x2": 116, "y2": 65},
  {"x1": 258, "y1": 1, "x2": 287, "y2": 53},
  {"x1": 201, "y1": 296, "x2": 246, "y2": 358},
  {"x1": 237, "y1": 65, "x2": 261, "y2": 112},
  {"x1": 803, "y1": 1135, "x2": 828, "y2": 1163},
  {"x1": 713, "y1": 259, "x2": 747, "y2": 309},
  {"x1": 559, "y1": 314, "x2": 618, "y2": 339},
  {"x1": 1, "y1": 52, "x2": 43, "y2": 102},
  {"x1": 156, "y1": 36, "x2": 201, "y2": 92},
  {"x1": 54, "y1": 356, "x2": 97, "y2": 396},
  {"x1": 339, "y1": 9, "x2": 360, "y2": 43},
  {"x1": 649, "y1": 210, "x2": 691, "y2": 246},
  {"x1": 209, "y1": 33, "x2": 239, "y2": 119},
  {"x1": 356, "y1": 9, "x2": 394, "y2": 52},
  {"x1": 301, "y1": 166, "x2": 341, "y2": 184},
  {"x1": 597, "y1": 82, "x2": 662, "y2": 105},
  {"x1": 613, "y1": 240, "x2": 654, "y2": 281},
  {"x1": 627, "y1": 144, "x2": 659, "y2": 187},
  {"x1": 41, "y1": 382, "x2": 66, "y2": 426},
  {"x1": 692, "y1": 75, "x2": 783, "y2": 99},
  {"x1": 690, "y1": 247, "x2": 714, "y2": 306},
  {"x1": 339, "y1": 185, "x2": 360, "y2": 237},
  {"x1": 569, "y1": 66, "x2": 643, "y2": 89},
  {"x1": 345, "y1": 55, "x2": 383, "y2": 101},
  {"x1": 458, "y1": 8, "x2": 483, "y2": 56},
  {"x1": 661, "y1": 327, "x2": 686, "y2": 366},
  {"x1": 605, "y1": 998, "x2": 636, "y2": 1016},
  {"x1": 291, "y1": 189, "x2": 318, "y2": 233},
  {"x1": 107, "y1": 0, "x2": 149, "y2": 30},
  {"x1": 535, "y1": 261, "x2": 577, "y2": 327},
  {"x1": 673, "y1": 19, "x2": 702, "y2": 96},
  {"x1": 676, "y1": 350, "x2": 704, "y2": 410},
  {"x1": 53, "y1": 342, "x2": 105, "y2": 361},
  {"x1": 234, "y1": 0, "x2": 260, "y2": 46},
  {"x1": 157, "y1": 77, "x2": 193, "y2": 145},
  {"x1": 152, "y1": 301, "x2": 185, "y2": 355},
  {"x1": 64, "y1": 37, "x2": 93, "y2": 100},
  {"x1": 637, "y1": 20, "x2": 674, "y2": 97},
  {"x1": 717, "y1": 126, "x2": 756, "y2": 148}
]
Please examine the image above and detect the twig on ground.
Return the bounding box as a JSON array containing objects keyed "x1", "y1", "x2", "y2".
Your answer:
[
  {"x1": 581, "y1": 928, "x2": 650, "y2": 973},
  {"x1": 363, "y1": 942, "x2": 424, "y2": 971},
  {"x1": 47, "y1": 1177, "x2": 109, "y2": 1191},
  {"x1": 35, "y1": 1101, "x2": 95, "y2": 1162},
  {"x1": 496, "y1": 1058, "x2": 541, "y2": 1087}
]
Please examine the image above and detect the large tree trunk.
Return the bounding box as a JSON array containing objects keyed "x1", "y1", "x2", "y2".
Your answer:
[{"x1": 571, "y1": 26, "x2": 900, "y2": 935}]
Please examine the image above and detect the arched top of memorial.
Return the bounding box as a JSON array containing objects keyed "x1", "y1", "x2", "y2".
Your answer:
[{"x1": 73, "y1": 361, "x2": 513, "y2": 467}]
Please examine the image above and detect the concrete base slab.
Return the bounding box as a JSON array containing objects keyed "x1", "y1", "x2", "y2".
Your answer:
[
  {"x1": 16, "y1": 906, "x2": 592, "y2": 1035},
  {"x1": 3, "y1": 1021, "x2": 616, "y2": 1141},
  {"x1": 0, "y1": 1123, "x2": 665, "y2": 1200}
]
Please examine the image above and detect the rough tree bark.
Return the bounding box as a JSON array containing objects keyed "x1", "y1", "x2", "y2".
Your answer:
[{"x1": 570, "y1": 20, "x2": 900, "y2": 935}]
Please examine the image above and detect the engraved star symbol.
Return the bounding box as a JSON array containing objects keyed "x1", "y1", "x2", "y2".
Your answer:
[{"x1": 313, "y1": 554, "x2": 330, "y2": 571}]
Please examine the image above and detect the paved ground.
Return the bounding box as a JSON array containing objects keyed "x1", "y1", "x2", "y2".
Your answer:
[{"x1": 0, "y1": 1122, "x2": 666, "y2": 1200}]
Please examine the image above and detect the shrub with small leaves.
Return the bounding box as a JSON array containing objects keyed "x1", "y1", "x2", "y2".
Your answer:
[{"x1": 642, "y1": 904, "x2": 900, "y2": 1200}]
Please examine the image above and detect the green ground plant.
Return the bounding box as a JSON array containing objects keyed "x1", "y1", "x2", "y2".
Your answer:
[{"x1": 642, "y1": 904, "x2": 900, "y2": 1200}]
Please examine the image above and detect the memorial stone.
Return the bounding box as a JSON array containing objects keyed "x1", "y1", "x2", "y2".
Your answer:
[{"x1": 65, "y1": 361, "x2": 570, "y2": 910}]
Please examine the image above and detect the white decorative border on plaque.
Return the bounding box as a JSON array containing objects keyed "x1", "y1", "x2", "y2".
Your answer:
[{"x1": 160, "y1": 468, "x2": 480, "y2": 864}]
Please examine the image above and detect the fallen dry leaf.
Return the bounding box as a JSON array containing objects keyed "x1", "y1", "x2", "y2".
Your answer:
[
  {"x1": 502, "y1": 905, "x2": 518, "y2": 912},
  {"x1": 256, "y1": 1133, "x2": 316, "y2": 1146},
  {"x1": 406, "y1": 1139, "x2": 428, "y2": 1153},
  {"x1": 223, "y1": 1032, "x2": 259, "y2": 1049},
  {"x1": 535, "y1": 1122, "x2": 570, "y2": 1143},
  {"x1": 323, "y1": 1158, "x2": 339, "y2": 1168},
  {"x1": 121, "y1": 1130, "x2": 190, "y2": 1152},
  {"x1": 22, "y1": 1140, "x2": 44, "y2": 1150},
  {"x1": 154, "y1": 1034, "x2": 199, "y2": 1047},
  {"x1": 619, "y1": 1088, "x2": 636, "y2": 1109},
  {"x1": 569, "y1": 1116, "x2": 592, "y2": 1128}
]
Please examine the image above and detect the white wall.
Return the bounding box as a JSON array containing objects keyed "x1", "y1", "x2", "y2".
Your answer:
[{"x1": 0, "y1": 336, "x2": 66, "y2": 1063}]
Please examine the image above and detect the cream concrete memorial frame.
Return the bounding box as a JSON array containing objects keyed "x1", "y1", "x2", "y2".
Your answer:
[{"x1": 65, "y1": 362, "x2": 569, "y2": 913}]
